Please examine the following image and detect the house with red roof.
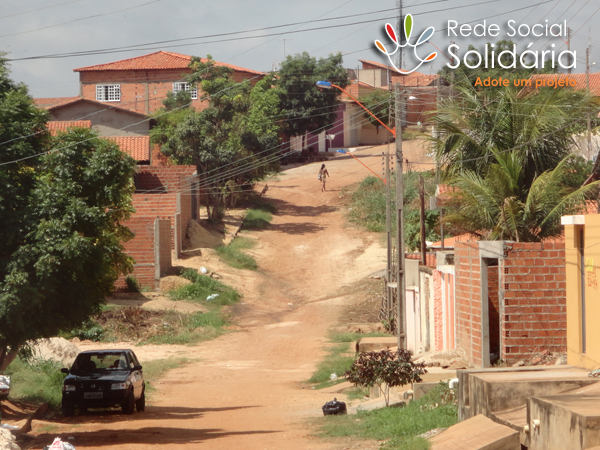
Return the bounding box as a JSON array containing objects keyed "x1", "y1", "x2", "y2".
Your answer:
[
  {"x1": 357, "y1": 60, "x2": 447, "y2": 128},
  {"x1": 35, "y1": 97, "x2": 151, "y2": 137},
  {"x1": 73, "y1": 51, "x2": 265, "y2": 115}
]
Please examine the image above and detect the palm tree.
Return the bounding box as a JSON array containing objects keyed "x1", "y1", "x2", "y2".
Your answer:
[
  {"x1": 444, "y1": 151, "x2": 600, "y2": 242},
  {"x1": 431, "y1": 75, "x2": 598, "y2": 187}
]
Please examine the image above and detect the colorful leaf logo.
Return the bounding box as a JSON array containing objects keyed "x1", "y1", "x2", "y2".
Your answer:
[{"x1": 373, "y1": 13, "x2": 437, "y2": 75}]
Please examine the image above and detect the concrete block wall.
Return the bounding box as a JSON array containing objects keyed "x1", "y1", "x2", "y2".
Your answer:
[
  {"x1": 502, "y1": 242, "x2": 567, "y2": 361},
  {"x1": 455, "y1": 242, "x2": 483, "y2": 366}
]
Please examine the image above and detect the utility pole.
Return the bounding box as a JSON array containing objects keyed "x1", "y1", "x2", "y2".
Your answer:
[
  {"x1": 419, "y1": 175, "x2": 426, "y2": 266},
  {"x1": 279, "y1": 38, "x2": 292, "y2": 60},
  {"x1": 567, "y1": 27, "x2": 572, "y2": 74},
  {"x1": 385, "y1": 143, "x2": 393, "y2": 326},
  {"x1": 396, "y1": 0, "x2": 404, "y2": 70},
  {"x1": 587, "y1": 46, "x2": 592, "y2": 160},
  {"x1": 394, "y1": 82, "x2": 406, "y2": 349},
  {"x1": 449, "y1": 41, "x2": 455, "y2": 99}
]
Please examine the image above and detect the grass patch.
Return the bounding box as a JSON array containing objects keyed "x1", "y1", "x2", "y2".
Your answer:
[
  {"x1": 248, "y1": 196, "x2": 278, "y2": 214},
  {"x1": 5, "y1": 358, "x2": 67, "y2": 409},
  {"x1": 145, "y1": 311, "x2": 228, "y2": 345},
  {"x1": 329, "y1": 331, "x2": 391, "y2": 343},
  {"x1": 316, "y1": 384, "x2": 457, "y2": 450},
  {"x1": 346, "y1": 386, "x2": 370, "y2": 401},
  {"x1": 172, "y1": 269, "x2": 242, "y2": 304},
  {"x1": 142, "y1": 357, "x2": 192, "y2": 394},
  {"x1": 243, "y1": 209, "x2": 273, "y2": 230},
  {"x1": 216, "y1": 238, "x2": 258, "y2": 271},
  {"x1": 348, "y1": 177, "x2": 387, "y2": 232},
  {"x1": 308, "y1": 343, "x2": 355, "y2": 385}
]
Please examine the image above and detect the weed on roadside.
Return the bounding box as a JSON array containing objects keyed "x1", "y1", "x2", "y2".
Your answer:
[
  {"x1": 145, "y1": 311, "x2": 228, "y2": 345},
  {"x1": 142, "y1": 357, "x2": 193, "y2": 395},
  {"x1": 216, "y1": 238, "x2": 258, "y2": 271},
  {"x1": 308, "y1": 343, "x2": 355, "y2": 385},
  {"x1": 6, "y1": 358, "x2": 66, "y2": 409},
  {"x1": 329, "y1": 331, "x2": 391, "y2": 343},
  {"x1": 243, "y1": 209, "x2": 273, "y2": 230},
  {"x1": 315, "y1": 384, "x2": 457, "y2": 450},
  {"x1": 173, "y1": 269, "x2": 242, "y2": 304}
]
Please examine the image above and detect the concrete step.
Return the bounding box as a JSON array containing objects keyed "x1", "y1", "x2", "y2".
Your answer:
[
  {"x1": 429, "y1": 414, "x2": 520, "y2": 450},
  {"x1": 527, "y1": 394, "x2": 600, "y2": 450},
  {"x1": 356, "y1": 337, "x2": 398, "y2": 352}
]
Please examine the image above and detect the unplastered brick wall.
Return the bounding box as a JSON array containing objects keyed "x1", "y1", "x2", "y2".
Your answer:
[
  {"x1": 134, "y1": 165, "x2": 196, "y2": 193},
  {"x1": 80, "y1": 70, "x2": 261, "y2": 115},
  {"x1": 116, "y1": 217, "x2": 171, "y2": 290},
  {"x1": 454, "y1": 242, "x2": 483, "y2": 366},
  {"x1": 132, "y1": 165, "x2": 198, "y2": 251},
  {"x1": 502, "y1": 242, "x2": 566, "y2": 361}
]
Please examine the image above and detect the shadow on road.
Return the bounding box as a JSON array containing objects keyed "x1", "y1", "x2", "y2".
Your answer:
[
  {"x1": 32, "y1": 426, "x2": 278, "y2": 447},
  {"x1": 54, "y1": 405, "x2": 259, "y2": 425}
]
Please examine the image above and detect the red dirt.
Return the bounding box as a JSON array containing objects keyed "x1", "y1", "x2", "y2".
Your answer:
[{"x1": 25, "y1": 145, "x2": 419, "y2": 450}]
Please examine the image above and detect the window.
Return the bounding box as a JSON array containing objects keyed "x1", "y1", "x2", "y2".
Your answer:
[
  {"x1": 96, "y1": 84, "x2": 120, "y2": 102},
  {"x1": 173, "y1": 82, "x2": 198, "y2": 100}
]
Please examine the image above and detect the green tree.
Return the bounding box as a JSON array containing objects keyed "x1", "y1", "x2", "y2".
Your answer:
[
  {"x1": 277, "y1": 52, "x2": 349, "y2": 147},
  {"x1": 360, "y1": 89, "x2": 395, "y2": 130},
  {"x1": 0, "y1": 109, "x2": 135, "y2": 370},
  {"x1": 157, "y1": 56, "x2": 280, "y2": 219},
  {"x1": 444, "y1": 151, "x2": 600, "y2": 242}
]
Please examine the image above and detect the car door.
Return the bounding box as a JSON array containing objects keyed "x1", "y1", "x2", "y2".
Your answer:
[{"x1": 127, "y1": 351, "x2": 143, "y2": 397}]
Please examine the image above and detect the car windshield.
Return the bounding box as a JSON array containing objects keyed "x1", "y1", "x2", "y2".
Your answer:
[{"x1": 71, "y1": 352, "x2": 129, "y2": 371}]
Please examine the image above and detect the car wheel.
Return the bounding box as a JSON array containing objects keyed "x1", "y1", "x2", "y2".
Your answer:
[
  {"x1": 121, "y1": 390, "x2": 135, "y2": 415},
  {"x1": 62, "y1": 402, "x2": 75, "y2": 417},
  {"x1": 135, "y1": 390, "x2": 145, "y2": 412}
]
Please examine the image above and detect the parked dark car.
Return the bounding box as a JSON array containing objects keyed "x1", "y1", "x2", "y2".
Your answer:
[{"x1": 61, "y1": 349, "x2": 145, "y2": 417}]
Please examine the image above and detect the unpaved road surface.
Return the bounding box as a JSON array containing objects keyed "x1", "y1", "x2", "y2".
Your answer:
[{"x1": 29, "y1": 143, "x2": 430, "y2": 450}]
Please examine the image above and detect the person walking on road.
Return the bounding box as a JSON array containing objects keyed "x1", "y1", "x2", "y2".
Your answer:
[{"x1": 318, "y1": 164, "x2": 330, "y2": 192}]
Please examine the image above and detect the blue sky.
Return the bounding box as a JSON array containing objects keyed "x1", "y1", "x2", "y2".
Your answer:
[{"x1": 2, "y1": 0, "x2": 599, "y2": 98}]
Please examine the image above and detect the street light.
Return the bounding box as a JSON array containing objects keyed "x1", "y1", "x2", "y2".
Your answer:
[
  {"x1": 316, "y1": 81, "x2": 396, "y2": 137},
  {"x1": 318, "y1": 80, "x2": 413, "y2": 349}
]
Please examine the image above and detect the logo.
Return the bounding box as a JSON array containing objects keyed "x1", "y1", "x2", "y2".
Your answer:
[{"x1": 375, "y1": 14, "x2": 437, "y2": 74}]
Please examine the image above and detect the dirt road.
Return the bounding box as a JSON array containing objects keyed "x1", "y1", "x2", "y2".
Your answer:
[{"x1": 31, "y1": 143, "x2": 430, "y2": 450}]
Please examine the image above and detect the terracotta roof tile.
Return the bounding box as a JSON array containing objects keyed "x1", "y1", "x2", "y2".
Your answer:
[
  {"x1": 74, "y1": 51, "x2": 264, "y2": 75},
  {"x1": 391, "y1": 73, "x2": 439, "y2": 87},
  {"x1": 47, "y1": 120, "x2": 92, "y2": 135},
  {"x1": 35, "y1": 97, "x2": 148, "y2": 117},
  {"x1": 34, "y1": 97, "x2": 81, "y2": 109},
  {"x1": 526, "y1": 73, "x2": 600, "y2": 96},
  {"x1": 105, "y1": 136, "x2": 150, "y2": 161}
]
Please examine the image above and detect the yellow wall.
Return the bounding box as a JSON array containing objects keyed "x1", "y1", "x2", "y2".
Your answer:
[{"x1": 565, "y1": 215, "x2": 600, "y2": 369}]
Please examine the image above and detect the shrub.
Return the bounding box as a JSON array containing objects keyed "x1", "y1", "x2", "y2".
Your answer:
[
  {"x1": 243, "y1": 209, "x2": 273, "y2": 230},
  {"x1": 125, "y1": 275, "x2": 140, "y2": 292},
  {"x1": 345, "y1": 349, "x2": 427, "y2": 406},
  {"x1": 172, "y1": 269, "x2": 241, "y2": 304}
]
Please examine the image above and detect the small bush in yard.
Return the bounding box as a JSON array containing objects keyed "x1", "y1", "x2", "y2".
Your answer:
[{"x1": 345, "y1": 349, "x2": 427, "y2": 406}]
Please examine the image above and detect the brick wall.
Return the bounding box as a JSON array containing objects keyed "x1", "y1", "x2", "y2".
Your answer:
[
  {"x1": 134, "y1": 165, "x2": 196, "y2": 193},
  {"x1": 455, "y1": 242, "x2": 483, "y2": 366},
  {"x1": 116, "y1": 217, "x2": 171, "y2": 290},
  {"x1": 502, "y1": 242, "x2": 567, "y2": 361},
  {"x1": 80, "y1": 69, "x2": 261, "y2": 115}
]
